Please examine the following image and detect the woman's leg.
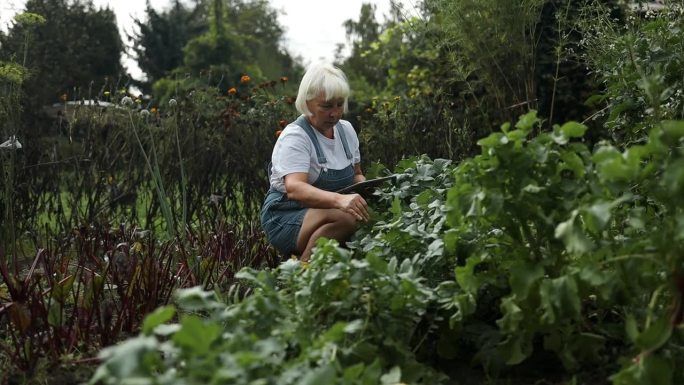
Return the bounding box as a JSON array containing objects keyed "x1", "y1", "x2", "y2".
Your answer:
[{"x1": 296, "y1": 208, "x2": 357, "y2": 261}]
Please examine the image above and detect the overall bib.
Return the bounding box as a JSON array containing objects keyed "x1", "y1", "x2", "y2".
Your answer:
[{"x1": 260, "y1": 116, "x2": 355, "y2": 256}]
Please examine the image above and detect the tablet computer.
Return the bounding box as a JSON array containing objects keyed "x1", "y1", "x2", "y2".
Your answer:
[{"x1": 336, "y1": 175, "x2": 397, "y2": 196}]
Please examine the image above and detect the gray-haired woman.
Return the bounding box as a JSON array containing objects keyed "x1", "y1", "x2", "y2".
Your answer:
[{"x1": 260, "y1": 63, "x2": 369, "y2": 261}]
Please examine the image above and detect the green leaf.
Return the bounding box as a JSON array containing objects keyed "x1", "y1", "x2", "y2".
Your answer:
[
  {"x1": 510, "y1": 263, "x2": 544, "y2": 299},
  {"x1": 610, "y1": 354, "x2": 673, "y2": 385},
  {"x1": 539, "y1": 276, "x2": 581, "y2": 324},
  {"x1": 560, "y1": 150, "x2": 586, "y2": 178},
  {"x1": 555, "y1": 211, "x2": 593, "y2": 254},
  {"x1": 497, "y1": 296, "x2": 524, "y2": 333},
  {"x1": 635, "y1": 317, "x2": 672, "y2": 352},
  {"x1": 498, "y1": 334, "x2": 531, "y2": 365},
  {"x1": 515, "y1": 110, "x2": 539, "y2": 133},
  {"x1": 560, "y1": 121, "x2": 588, "y2": 138},
  {"x1": 583, "y1": 201, "x2": 613, "y2": 234},
  {"x1": 142, "y1": 306, "x2": 175, "y2": 335},
  {"x1": 380, "y1": 366, "x2": 402, "y2": 384},
  {"x1": 172, "y1": 315, "x2": 220, "y2": 354},
  {"x1": 455, "y1": 256, "x2": 480, "y2": 293},
  {"x1": 93, "y1": 337, "x2": 159, "y2": 380},
  {"x1": 343, "y1": 363, "x2": 365, "y2": 381},
  {"x1": 300, "y1": 365, "x2": 336, "y2": 385},
  {"x1": 660, "y1": 120, "x2": 684, "y2": 145},
  {"x1": 175, "y1": 286, "x2": 222, "y2": 311},
  {"x1": 52, "y1": 274, "x2": 75, "y2": 303}
]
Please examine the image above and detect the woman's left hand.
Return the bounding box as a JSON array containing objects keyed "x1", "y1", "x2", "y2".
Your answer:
[{"x1": 337, "y1": 193, "x2": 369, "y2": 222}]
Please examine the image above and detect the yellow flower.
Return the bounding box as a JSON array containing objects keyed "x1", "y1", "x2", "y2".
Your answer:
[
  {"x1": 150, "y1": 107, "x2": 157, "y2": 114},
  {"x1": 104, "y1": 91, "x2": 110, "y2": 96},
  {"x1": 228, "y1": 87, "x2": 237, "y2": 95},
  {"x1": 240, "y1": 75, "x2": 251, "y2": 84}
]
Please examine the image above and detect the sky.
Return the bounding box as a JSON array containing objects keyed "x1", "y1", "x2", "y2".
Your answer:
[{"x1": 0, "y1": 0, "x2": 401, "y2": 80}]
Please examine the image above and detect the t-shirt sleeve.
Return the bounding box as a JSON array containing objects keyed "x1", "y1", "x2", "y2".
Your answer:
[
  {"x1": 344, "y1": 121, "x2": 361, "y2": 164},
  {"x1": 272, "y1": 129, "x2": 312, "y2": 179}
]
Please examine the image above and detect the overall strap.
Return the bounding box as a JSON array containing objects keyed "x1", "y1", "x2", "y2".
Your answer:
[
  {"x1": 335, "y1": 122, "x2": 353, "y2": 160},
  {"x1": 295, "y1": 115, "x2": 326, "y2": 164}
]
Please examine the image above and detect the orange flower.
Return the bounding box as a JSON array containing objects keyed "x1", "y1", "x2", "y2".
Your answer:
[
  {"x1": 275, "y1": 130, "x2": 283, "y2": 138},
  {"x1": 240, "y1": 75, "x2": 251, "y2": 84},
  {"x1": 150, "y1": 107, "x2": 158, "y2": 114},
  {"x1": 280, "y1": 76, "x2": 288, "y2": 83},
  {"x1": 228, "y1": 87, "x2": 237, "y2": 95}
]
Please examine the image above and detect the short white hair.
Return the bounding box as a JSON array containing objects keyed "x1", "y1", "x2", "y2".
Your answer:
[{"x1": 295, "y1": 63, "x2": 350, "y2": 116}]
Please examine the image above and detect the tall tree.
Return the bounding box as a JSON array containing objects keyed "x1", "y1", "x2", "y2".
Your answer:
[
  {"x1": 128, "y1": 0, "x2": 206, "y2": 91},
  {"x1": 0, "y1": 0, "x2": 126, "y2": 106}
]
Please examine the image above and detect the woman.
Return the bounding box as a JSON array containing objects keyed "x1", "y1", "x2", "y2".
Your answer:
[{"x1": 260, "y1": 63, "x2": 369, "y2": 261}]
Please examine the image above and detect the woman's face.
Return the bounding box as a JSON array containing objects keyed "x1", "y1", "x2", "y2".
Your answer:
[{"x1": 306, "y1": 94, "x2": 345, "y2": 132}]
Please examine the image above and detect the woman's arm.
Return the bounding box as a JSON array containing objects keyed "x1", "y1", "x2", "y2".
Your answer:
[
  {"x1": 353, "y1": 163, "x2": 366, "y2": 184},
  {"x1": 284, "y1": 172, "x2": 369, "y2": 221}
]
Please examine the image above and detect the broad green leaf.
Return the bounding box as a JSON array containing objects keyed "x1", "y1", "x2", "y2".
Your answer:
[
  {"x1": 497, "y1": 296, "x2": 524, "y2": 332},
  {"x1": 555, "y1": 212, "x2": 593, "y2": 254},
  {"x1": 172, "y1": 315, "x2": 220, "y2": 354},
  {"x1": 343, "y1": 363, "x2": 365, "y2": 381},
  {"x1": 660, "y1": 120, "x2": 684, "y2": 144},
  {"x1": 299, "y1": 365, "x2": 336, "y2": 385},
  {"x1": 510, "y1": 263, "x2": 544, "y2": 299},
  {"x1": 175, "y1": 286, "x2": 222, "y2": 311},
  {"x1": 515, "y1": 110, "x2": 539, "y2": 133},
  {"x1": 560, "y1": 150, "x2": 585, "y2": 178},
  {"x1": 477, "y1": 132, "x2": 505, "y2": 149},
  {"x1": 560, "y1": 121, "x2": 588, "y2": 138},
  {"x1": 498, "y1": 334, "x2": 531, "y2": 365},
  {"x1": 93, "y1": 336, "x2": 159, "y2": 380},
  {"x1": 366, "y1": 253, "x2": 388, "y2": 273},
  {"x1": 540, "y1": 276, "x2": 581, "y2": 324},
  {"x1": 455, "y1": 256, "x2": 480, "y2": 293},
  {"x1": 583, "y1": 201, "x2": 613, "y2": 234},
  {"x1": 142, "y1": 306, "x2": 175, "y2": 335}
]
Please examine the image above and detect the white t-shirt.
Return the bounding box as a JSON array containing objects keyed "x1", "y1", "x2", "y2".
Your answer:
[{"x1": 269, "y1": 117, "x2": 361, "y2": 193}]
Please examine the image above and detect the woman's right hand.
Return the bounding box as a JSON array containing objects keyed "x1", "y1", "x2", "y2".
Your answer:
[{"x1": 337, "y1": 193, "x2": 369, "y2": 222}]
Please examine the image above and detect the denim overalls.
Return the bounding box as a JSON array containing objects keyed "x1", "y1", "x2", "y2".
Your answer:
[{"x1": 260, "y1": 115, "x2": 355, "y2": 256}]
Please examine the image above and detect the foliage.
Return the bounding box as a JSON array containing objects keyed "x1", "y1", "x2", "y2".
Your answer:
[
  {"x1": 127, "y1": 0, "x2": 205, "y2": 93},
  {"x1": 90, "y1": 111, "x2": 684, "y2": 384},
  {"x1": 0, "y1": 221, "x2": 276, "y2": 381},
  {"x1": 580, "y1": 2, "x2": 684, "y2": 145},
  {"x1": 0, "y1": 0, "x2": 127, "y2": 107},
  {"x1": 132, "y1": 0, "x2": 301, "y2": 104},
  {"x1": 0, "y1": 75, "x2": 297, "y2": 245}
]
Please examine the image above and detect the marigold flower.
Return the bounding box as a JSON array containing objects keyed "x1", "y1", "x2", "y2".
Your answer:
[
  {"x1": 240, "y1": 75, "x2": 251, "y2": 84},
  {"x1": 150, "y1": 107, "x2": 157, "y2": 114},
  {"x1": 228, "y1": 87, "x2": 237, "y2": 95}
]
